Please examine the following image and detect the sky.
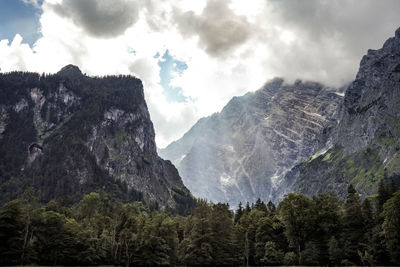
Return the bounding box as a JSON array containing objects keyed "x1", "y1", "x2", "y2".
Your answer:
[{"x1": 0, "y1": 0, "x2": 399, "y2": 148}]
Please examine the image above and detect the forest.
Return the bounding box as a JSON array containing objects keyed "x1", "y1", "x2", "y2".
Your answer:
[{"x1": 0, "y1": 180, "x2": 399, "y2": 266}]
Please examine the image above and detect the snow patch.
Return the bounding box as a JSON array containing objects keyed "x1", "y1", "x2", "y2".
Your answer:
[
  {"x1": 177, "y1": 154, "x2": 186, "y2": 164},
  {"x1": 224, "y1": 145, "x2": 235, "y2": 152},
  {"x1": 270, "y1": 171, "x2": 280, "y2": 187},
  {"x1": 335, "y1": 92, "x2": 345, "y2": 97},
  {"x1": 220, "y1": 173, "x2": 234, "y2": 186},
  {"x1": 303, "y1": 110, "x2": 323, "y2": 117}
]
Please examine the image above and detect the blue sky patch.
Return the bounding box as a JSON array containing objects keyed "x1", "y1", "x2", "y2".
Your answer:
[
  {"x1": 158, "y1": 50, "x2": 188, "y2": 103},
  {"x1": 0, "y1": 0, "x2": 42, "y2": 47}
]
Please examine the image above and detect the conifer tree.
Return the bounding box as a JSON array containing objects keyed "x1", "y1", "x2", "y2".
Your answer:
[
  {"x1": 0, "y1": 200, "x2": 25, "y2": 265},
  {"x1": 235, "y1": 202, "x2": 244, "y2": 223},
  {"x1": 382, "y1": 192, "x2": 400, "y2": 264},
  {"x1": 341, "y1": 184, "x2": 364, "y2": 265},
  {"x1": 278, "y1": 193, "x2": 314, "y2": 264},
  {"x1": 267, "y1": 200, "x2": 276, "y2": 216},
  {"x1": 328, "y1": 236, "x2": 342, "y2": 265},
  {"x1": 378, "y1": 178, "x2": 390, "y2": 212},
  {"x1": 261, "y1": 241, "x2": 284, "y2": 265}
]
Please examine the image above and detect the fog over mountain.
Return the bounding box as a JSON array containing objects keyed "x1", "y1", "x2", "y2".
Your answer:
[
  {"x1": 1, "y1": 0, "x2": 400, "y2": 147},
  {"x1": 160, "y1": 79, "x2": 344, "y2": 206},
  {"x1": 161, "y1": 27, "x2": 400, "y2": 206}
]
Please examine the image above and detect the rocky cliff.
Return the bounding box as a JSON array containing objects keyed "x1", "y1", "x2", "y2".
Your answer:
[
  {"x1": 159, "y1": 78, "x2": 343, "y2": 206},
  {"x1": 0, "y1": 65, "x2": 193, "y2": 212},
  {"x1": 282, "y1": 27, "x2": 400, "y2": 199}
]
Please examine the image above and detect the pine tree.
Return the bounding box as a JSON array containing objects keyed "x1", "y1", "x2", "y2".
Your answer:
[
  {"x1": 278, "y1": 193, "x2": 314, "y2": 264},
  {"x1": 34, "y1": 210, "x2": 69, "y2": 265},
  {"x1": 267, "y1": 200, "x2": 276, "y2": 216},
  {"x1": 255, "y1": 216, "x2": 274, "y2": 263},
  {"x1": 382, "y1": 192, "x2": 400, "y2": 264},
  {"x1": 180, "y1": 201, "x2": 213, "y2": 266},
  {"x1": 378, "y1": 179, "x2": 390, "y2": 212},
  {"x1": 360, "y1": 198, "x2": 376, "y2": 265},
  {"x1": 300, "y1": 241, "x2": 320, "y2": 265},
  {"x1": 388, "y1": 179, "x2": 398, "y2": 196},
  {"x1": 283, "y1": 251, "x2": 297, "y2": 265},
  {"x1": 235, "y1": 202, "x2": 244, "y2": 223},
  {"x1": 245, "y1": 202, "x2": 251, "y2": 213},
  {"x1": 0, "y1": 200, "x2": 25, "y2": 265},
  {"x1": 312, "y1": 192, "x2": 341, "y2": 264},
  {"x1": 328, "y1": 236, "x2": 342, "y2": 265},
  {"x1": 341, "y1": 184, "x2": 364, "y2": 265},
  {"x1": 119, "y1": 205, "x2": 138, "y2": 267},
  {"x1": 210, "y1": 203, "x2": 235, "y2": 266},
  {"x1": 254, "y1": 198, "x2": 268, "y2": 212},
  {"x1": 261, "y1": 241, "x2": 284, "y2": 265},
  {"x1": 20, "y1": 187, "x2": 41, "y2": 265}
]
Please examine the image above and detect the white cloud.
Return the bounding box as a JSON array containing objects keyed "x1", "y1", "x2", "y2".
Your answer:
[
  {"x1": 1, "y1": 0, "x2": 400, "y2": 148},
  {"x1": 21, "y1": 0, "x2": 41, "y2": 9}
]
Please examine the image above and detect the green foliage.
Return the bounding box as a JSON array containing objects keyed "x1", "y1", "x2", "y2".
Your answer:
[
  {"x1": 278, "y1": 193, "x2": 314, "y2": 258},
  {"x1": 283, "y1": 251, "x2": 297, "y2": 265},
  {"x1": 0, "y1": 186, "x2": 399, "y2": 266},
  {"x1": 300, "y1": 241, "x2": 320, "y2": 265},
  {"x1": 382, "y1": 192, "x2": 400, "y2": 264},
  {"x1": 328, "y1": 236, "x2": 342, "y2": 264},
  {"x1": 0, "y1": 70, "x2": 195, "y2": 214},
  {"x1": 296, "y1": 143, "x2": 391, "y2": 198},
  {"x1": 261, "y1": 241, "x2": 284, "y2": 265},
  {"x1": 341, "y1": 184, "x2": 365, "y2": 265},
  {"x1": 0, "y1": 200, "x2": 25, "y2": 265}
]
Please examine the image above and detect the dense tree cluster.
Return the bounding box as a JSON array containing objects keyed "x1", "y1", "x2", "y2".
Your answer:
[{"x1": 0, "y1": 180, "x2": 399, "y2": 266}]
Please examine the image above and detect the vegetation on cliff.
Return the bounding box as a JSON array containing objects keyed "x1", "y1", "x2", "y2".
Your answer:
[{"x1": 0, "y1": 68, "x2": 194, "y2": 213}]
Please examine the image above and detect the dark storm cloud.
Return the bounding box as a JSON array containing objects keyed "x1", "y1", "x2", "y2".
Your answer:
[
  {"x1": 269, "y1": 0, "x2": 400, "y2": 54},
  {"x1": 263, "y1": 0, "x2": 400, "y2": 85},
  {"x1": 50, "y1": 0, "x2": 139, "y2": 38},
  {"x1": 173, "y1": 0, "x2": 252, "y2": 57}
]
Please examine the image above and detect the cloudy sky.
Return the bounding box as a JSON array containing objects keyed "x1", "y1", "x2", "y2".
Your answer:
[{"x1": 1, "y1": 0, "x2": 399, "y2": 147}]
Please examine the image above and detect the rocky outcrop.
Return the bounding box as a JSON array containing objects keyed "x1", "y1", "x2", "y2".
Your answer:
[
  {"x1": 0, "y1": 66, "x2": 193, "y2": 212},
  {"x1": 159, "y1": 78, "x2": 343, "y2": 206},
  {"x1": 282, "y1": 27, "x2": 400, "y2": 199}
]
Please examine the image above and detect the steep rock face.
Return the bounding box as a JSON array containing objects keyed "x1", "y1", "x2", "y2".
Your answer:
[
  {"x1": 159, "y1": 79, "x2": 343, "y2": 206},
  {"x1": 0, "y1": 65, "x2": 193, "y2": 211},
  {"x1": 283, "y1": 27, "x2": 400, "y2": 199},
  {"x1": 336, "y1": 27, "x2": 400, "y2": 153}
]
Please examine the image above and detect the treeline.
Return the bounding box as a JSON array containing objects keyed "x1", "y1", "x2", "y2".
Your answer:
[{"x1": 0, "y1": 180, "x2": 399, "y2": 266}]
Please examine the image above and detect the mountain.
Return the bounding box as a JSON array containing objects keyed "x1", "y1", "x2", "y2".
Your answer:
[
  {"x1": 159, "y1": 78, "x2": 343, "y2": 206},
  {"x1": 0, "y1": 65, "x2": 194, "y2": 212},
  {"x1": 281, "y1": 27, "x2": 400, "y2": 199}
]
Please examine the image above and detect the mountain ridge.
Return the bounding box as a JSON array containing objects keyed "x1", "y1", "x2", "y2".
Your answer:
[
  {"x1": 160, "y1": 27, "x2": 400, "y2": 205},
  {"x1": 0, "y1": 67, "x2": 194, "y2": 212},
  {"x1": 159, "y1": 78, "x2": 344, "y2": 206},
  {"x1": 282, "y1": 26, "x2": 400, "y2": 199}
]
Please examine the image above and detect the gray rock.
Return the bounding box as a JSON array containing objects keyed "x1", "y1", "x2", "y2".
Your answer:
[
  {"x1": 282, "y1": 26, "x2": 400, "y2": 199},
  {"x1": 160, "y1": 78, "x2": 343, "y2": 207},
  {"x1": 0, "y1": 66, "x2": 192, "y2": 211}
]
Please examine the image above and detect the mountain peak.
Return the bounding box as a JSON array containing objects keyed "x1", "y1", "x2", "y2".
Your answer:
[{"x1": 57, "y1": 64, "x2": 83, "y2": 78}]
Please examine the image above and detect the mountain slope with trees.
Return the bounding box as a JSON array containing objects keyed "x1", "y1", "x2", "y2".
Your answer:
[{"x1": 0, "y1": 65, "x2": 194, "y2": 212}]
